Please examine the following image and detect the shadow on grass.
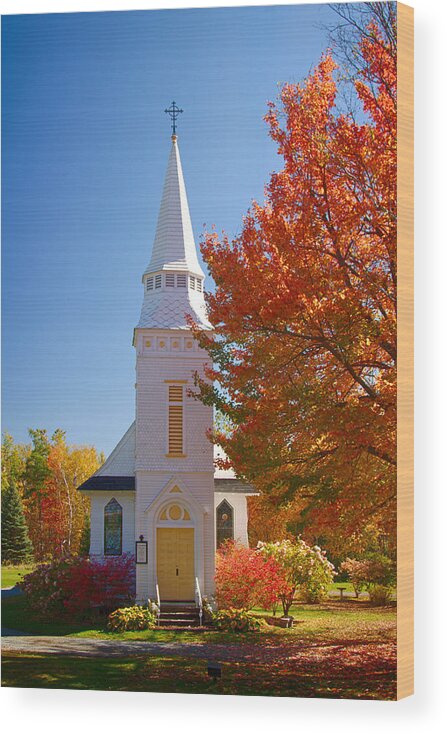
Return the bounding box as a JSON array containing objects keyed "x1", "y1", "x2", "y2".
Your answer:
[
  {"x1": 1, "y1": 595, "x2": 103, "y2": 637},
  {"x1": 1, "y1": 652, "x2": 397, "y2": 700}
]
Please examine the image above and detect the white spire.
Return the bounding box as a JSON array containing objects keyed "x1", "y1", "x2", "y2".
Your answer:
[
  {"x1": 143, "y1": 135, "x2": 204, "y2": 277},
  {"x1": 136, "y1": 135, "x2": 211, "y2": 331}
]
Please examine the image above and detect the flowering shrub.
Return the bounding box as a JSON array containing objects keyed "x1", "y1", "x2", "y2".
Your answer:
[
  {"x1": 215, "y1": 541, "x2": 291, "y2": 611},
  {"x1": 258, "y1": 539, "x2": 335, "y2": 613},
  {"x1": 107, "y1": 605, "x2": 155, "y2": 632},
  {"x1": 340, "y1": 553, "x2": 395, "y2": 604},
  {"x1": 339, "y1": 558, "x2": 369, "y2": 597},
  {"x1": 19, "y1": 554, "x2": 135, "y2": 619},
  {"x1": 212, "y1": 608, "x2": 262, "y2": 633}
]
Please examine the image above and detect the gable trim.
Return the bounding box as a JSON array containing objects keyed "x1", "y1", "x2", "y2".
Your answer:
[{"x1": 143, "y1": 475, "x2": 208, "y2": 515}]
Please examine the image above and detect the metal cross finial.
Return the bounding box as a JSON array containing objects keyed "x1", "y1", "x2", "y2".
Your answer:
[{"x1": 165, "y1": 101, "x2": 183, "y2": 136}]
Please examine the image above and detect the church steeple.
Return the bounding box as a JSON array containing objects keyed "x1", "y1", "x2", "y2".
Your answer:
[
  {"x1": 136, "y1": 122, "x2": 210, "y2": 331},
  {"x1": 143, "y1": 135, "x2": 204, "y2": 278}
]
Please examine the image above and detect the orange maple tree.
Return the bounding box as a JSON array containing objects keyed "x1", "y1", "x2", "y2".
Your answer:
[
  {"x1": 194, "y1": 12, "x2": 397, "y2": 548},
  {"x1": 21, "y1": 429, "x2": 101, "y2": 560}
]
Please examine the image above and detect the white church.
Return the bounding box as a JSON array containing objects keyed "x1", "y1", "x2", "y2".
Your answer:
[{"x1": 79, "y1": 115, "x2": 255, "y2": 605}]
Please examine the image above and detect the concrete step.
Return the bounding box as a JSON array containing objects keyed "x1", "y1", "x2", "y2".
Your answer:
[
  {"x1": 159, "y1": 617, "x2": 200, "y2": 627},
  {"x1": 157, "y1": 602, "x2": 201, "y2": 627},
  {"x1": 159, "y1": 610, "x2": 197, "y2": 616},
  {"x1": 160, "y1": 605, "x2": 197, "y2": 614},
  {"x1": 158, "y1": 614, "x2": 201, "y2": 627},
  {"x1": 159, "y1": 613, "x2": 198, "y2": 619}
]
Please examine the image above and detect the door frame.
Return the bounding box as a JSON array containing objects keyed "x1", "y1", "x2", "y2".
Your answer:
[{"x1": 144, "y1": 476, "x2": 207, "y2": 601}]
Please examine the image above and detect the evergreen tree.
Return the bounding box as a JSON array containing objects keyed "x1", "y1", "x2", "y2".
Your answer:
[
  {"x1": 1, "y1": 482, "x2": 33, "y2": 564},
  {"x1": 23, "y1": 429, "x2": 52, "y2": 560}
]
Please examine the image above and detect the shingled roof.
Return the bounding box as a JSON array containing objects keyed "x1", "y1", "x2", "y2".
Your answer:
[
  {"x1": 78, "y1": 476, "x2": 135, "y2": 492},
  {"x1": 78, "y1": 428, "x2": 257, "y2": 495},
  {"x1": 78, "y1": 475, "x2": 256, "y2": 494},
  {"x1": 214, "y1": 478, "x2": 258, "y2": 494},
  {"x1": 143, "y1": 135, "x2": 204, "y2": 277},
  {"x1": 136, "y1": 135, "x2": 211, "y2": 331}
]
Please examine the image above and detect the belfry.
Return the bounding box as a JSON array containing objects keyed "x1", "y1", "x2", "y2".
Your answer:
[{"x1": 79, "y1": 107, "x2": 255, "y2": 605}]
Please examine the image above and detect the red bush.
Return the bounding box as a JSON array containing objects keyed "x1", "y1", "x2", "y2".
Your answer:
[
  {"x1": 20, "y1": 554, "x2": 135, "y2": 619},
  {"x1": 215, "y1": 541, "x2": 291, "y2": 611}
]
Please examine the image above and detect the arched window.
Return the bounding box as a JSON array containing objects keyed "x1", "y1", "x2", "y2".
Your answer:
[
  {"x1": 158, "y1": 503, "x2": 191, "y2": 522},
  {"x1": 216, "y1": 500, "x2": 234, "y2": 548},
  {"x1": 104, "y1": 498, "x2": 122, "y2": 556}
]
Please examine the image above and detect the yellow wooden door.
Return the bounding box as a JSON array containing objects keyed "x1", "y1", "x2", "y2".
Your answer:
[{"x1": 156, "y1": 528, "x2": 195, "y2": 600}]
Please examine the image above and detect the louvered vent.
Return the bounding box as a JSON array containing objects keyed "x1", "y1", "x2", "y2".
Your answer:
[
  {"x1": 146, "y1": 277, "x2": 154, "y2": 291},
  {"x1": 189, "y1": 276, "x2": 195, "y2": 289},
  {"x1": 168, "y1": 385, "x2": 183, "y2": 402},
  {"x1": 177, "y1": 274, "x2": 187, "y2": 288},
  {"x1": 155, "y1": 274, "x2": 162, "y2": 288},
  {"x1": 168, "y1": 385, "x2": 184, "y2": 455},
  {"x1": 165, "y1": 273, "x2": 175, "y2": 287},
  {"x1": 196, "y1": 279, "x2": 203, "y2": 292}
]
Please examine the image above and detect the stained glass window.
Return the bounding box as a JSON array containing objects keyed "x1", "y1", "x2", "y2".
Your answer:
[
  {"x1": 216, "y1": 499, "x2": 234, "y2": 548},
  {"x1": 104, "y1": 498, "x2": 122, "y2": 556}
]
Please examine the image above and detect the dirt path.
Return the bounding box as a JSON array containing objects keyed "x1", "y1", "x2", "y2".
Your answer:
[
  {"x1": 1, "y1": 634, "x2": 299, "y2": 661},
  {"x1": 1, "y1": 633, "x2": 395, "y2": 674}
]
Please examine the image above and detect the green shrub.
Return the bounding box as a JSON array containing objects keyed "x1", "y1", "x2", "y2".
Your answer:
[
  {"x1": 212, "y1": 608, "x2": 262, "y2": 633},
  {"x1": 363, "y1": 553, "x2": 396, "y2": 587},
  {"x1": 368, "y1": 584, "x2": 393, "y2": 606},
  {"x1": 107, "y1": 605, "x2": 156, "y2": 632},
  {"x1": 340, "y1": 553, "x2": 395, "y2": 603}
]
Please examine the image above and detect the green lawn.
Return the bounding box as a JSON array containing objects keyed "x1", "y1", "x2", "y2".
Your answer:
[
  {"x1": 328, "y1": 581, "x2": 396, "y2": 597},
  {"x1": 329, "y1": 581, "x2": 356, "y2": 593},
  {"x1": 1, "y1": 564, "x2": 35, "y2": 589},
  {"x1": 1, "y1": 594, "x2": 396, "y2": 699},
  {"x1": 2, "y1": 593, "x2": 396, "y2": 645},
  {"x1": 1, "y1": 650, "x2": 396, "y2": 699}
]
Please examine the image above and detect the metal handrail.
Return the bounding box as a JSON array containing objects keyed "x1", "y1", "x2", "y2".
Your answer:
[
  {"x1": 195, "y1": 576, "x2": 203, "y2": 626},
  {"x1": 155, "y1": 581, "x2": 161, "y2": 626}
]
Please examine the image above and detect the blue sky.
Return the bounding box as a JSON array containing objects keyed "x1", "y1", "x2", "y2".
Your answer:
[{"x1": 2, "y1": 3, "x2": 336, "y2": 455}]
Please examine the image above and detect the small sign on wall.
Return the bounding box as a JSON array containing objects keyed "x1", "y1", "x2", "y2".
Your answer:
[{"x1": 135, "y1": 537, "x2": 148, "y2": 564}]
